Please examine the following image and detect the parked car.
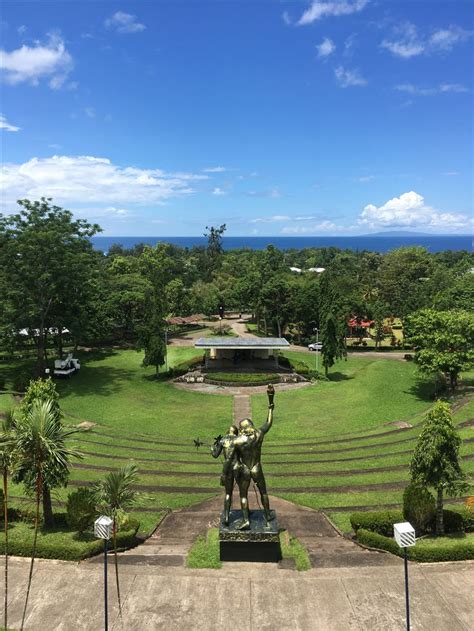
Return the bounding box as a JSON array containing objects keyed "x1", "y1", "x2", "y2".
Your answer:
[{"x1": 308, "y1": 342, "x2": 323, "y2": 351}]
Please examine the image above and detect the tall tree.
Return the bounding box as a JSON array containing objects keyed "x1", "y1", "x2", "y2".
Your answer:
[
  {"x1": 405, "y1": 309, "x2": 474, "y2": 392},
  {"x1": 137, "y1": 245, "x2": 170, "y2": 375},
  {"x1": 410, "y1": 401, "x2": 467, "y2": 535},
  {"x1": 319, "y1": 272, "x2": 346, "y2": 376},
  {"x1": 14, "y1": 400, "x2": 82, "y2": 630},
  {"x1": 0, "y1": 198, "x2": 101, "y2": 375},
  {"x1": 203, "y1": 224, "x2": 226, "y2": 280}
]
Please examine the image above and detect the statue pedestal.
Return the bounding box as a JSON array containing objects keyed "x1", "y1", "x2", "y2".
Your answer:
[{"x1": 219, "y1": 510, "x2": 281, "y2": 562}]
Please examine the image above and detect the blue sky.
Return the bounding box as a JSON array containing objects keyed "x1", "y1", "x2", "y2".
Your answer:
[{"x1": 1, "y1": 0, "x2": 472, "y2": 236}]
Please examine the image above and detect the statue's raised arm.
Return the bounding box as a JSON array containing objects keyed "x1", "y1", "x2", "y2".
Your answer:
[{"x1": 260, "y1": 384, "x2": 275, "y2": 435}]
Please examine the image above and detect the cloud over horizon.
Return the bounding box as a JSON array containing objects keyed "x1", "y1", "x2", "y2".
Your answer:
[{"x1": 0, "y1": 155, "x2": 207, "y2": 208}]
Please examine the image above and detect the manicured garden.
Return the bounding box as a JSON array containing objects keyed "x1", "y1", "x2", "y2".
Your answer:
[{"x1": 0, "y1": 345, "x2": 473, "y2": 561}]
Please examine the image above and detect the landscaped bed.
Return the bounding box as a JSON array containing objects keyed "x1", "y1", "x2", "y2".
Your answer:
[
  {"x1": 204, "y1": 372, "x2": 280, "y2": 385},
  {"x1": 350, "y1": 507, "x2": 474, "y2": 562},
  {"x1": 186, "y1": 527, "x2": 311, "y2": 570},
  {"x1": 0, "y1": 512, "x2": 141, "y2": 561}
]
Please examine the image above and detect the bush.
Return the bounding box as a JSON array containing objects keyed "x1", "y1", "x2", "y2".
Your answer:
[
  {"x1": 350, "y1": 510, "x2": 403, "y2": 537},
  {"x1": 441, "y1": 508, "x2": 473, "y2": 533},
  {"x1": 206, "y1": 372, "x2": 279, "y2": 385},
  {"x1": 170, "y1": 355, "x2": 203, "y2": 377},
  {"x1": 356, "y1": 528, "x2": 474, "y2": 562},
  {"x1": 287, "y1": 358, "x2": 311, "y2": 375},
  {"x1": 403, "y1": 484, "x2": 436, "y2": 535},
  {"x1": 13, "y1": 371, "x2": 32, "y2": 393},
  {"x1": 0, "y1": 375, "x2": 6, "y2": 390},
  {"x1": 66, "y1": 488, "x2": 97, "y2": 533}
]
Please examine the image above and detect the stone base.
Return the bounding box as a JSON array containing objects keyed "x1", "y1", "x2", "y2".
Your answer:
[{"x1": 219, "y1": 510, "x2": 281, "y2": 563}]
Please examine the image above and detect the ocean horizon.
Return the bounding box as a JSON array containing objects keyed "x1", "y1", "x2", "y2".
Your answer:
[{"x1": 91, "y1": 234, "x2": 473, "y2": 254}]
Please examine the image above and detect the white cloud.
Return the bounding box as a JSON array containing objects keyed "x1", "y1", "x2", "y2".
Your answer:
[
  {"x1": 0, "y1": 33, "x2": 73, "y2": 88},
  {"x1": 335, "y1": 65, "x2": 367, "y2": 87},
  {"x1": 0, "y1": 114, "x2": 20, "y2": 131},
  {"x1": 282, "y1": 11, "x2": 292, "y2": 26},
  {"x1": 17, "y1": 25, "x2": 27, "y2": 35},
  {"x1": 251, "y1": 214, "x2": 321, "y2": 224},
  {"x1": 316, "y1": 37, "x2": 336, "y2": 57},
  {"x1": 439, "y1": 83, "x2": 469, "y2": 93},
  {"x1": 105, "y1": 11, "x2": 145, "y2": 34},
  {"x1": 212, "y1": 187, "x2": 226, "y2": 196},
  {"x1": 443, "y1": 171, "x2": 459, "y2": 177},
  {"x1": 0, "y1": 155, "x2": 207, "y2": 207},
  {"x1": 429, "y1": 26, "x2": 471, "y2": 51},
  {"x1": 298, "y1": 1, "x2": 368, "y2": 26},
  {"x1": 104, "y1": 206, "x2": 129, "y2": 216},
  {"x1": 381, "y1": 22, "x2": 471, "y2": 58},
  {"x1": 203, "y1": 166, "x2": 227, "y2": 173},
  {"x1": 381, "y1": 23, "x2": 424, "y2": 58},
  {"x1": 84, "y1": 107, "x2": 96, "y2": 118},
  {"x1": 246, "y1": 187, "x2": 282, "y2": 198},
  {"x1": 250, "y1": 215, "x2": 291, "y2": 224},
  {"x1": 281, "y1": 220, "x2": 347, "y2": 234},
  {"x1": 395, "y1": 83, "x2": 469, "y2": 96},
  {"x1": 359, "y1": 191, "x2": 471, "y2": 230},
  {"x1": 358, "y1": 175, "x2": 375, "y2": 183}
]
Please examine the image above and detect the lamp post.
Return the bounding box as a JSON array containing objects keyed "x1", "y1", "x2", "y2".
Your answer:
[
  {"x1": 394, "y1": 521, "x2": 416, "y2": 631},
  {"x1": 95, "y1": 516, "x2": 114, "y2": 631},
  {"x1": 313, "y1": 327, "x2": 319, "y2": 373}
]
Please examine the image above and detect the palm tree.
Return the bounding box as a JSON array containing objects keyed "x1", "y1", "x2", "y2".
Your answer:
[
  {"x1": 0, "y1": 408, "x2": 16, "y2": 631},
  {"x1": 13, "y1": 399, "x2": 82, "y2": 631},
  {"x1": 93, "y1": 464, "x2": 139, "y2": 617}
]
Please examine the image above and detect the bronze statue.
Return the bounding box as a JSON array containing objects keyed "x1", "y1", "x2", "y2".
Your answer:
[
  {"x1": 212, "y1": 384, "x2": 275, "y2": 530},
  {"x1": 211, "y1": 425, "x2": 239, "y2": 526}
]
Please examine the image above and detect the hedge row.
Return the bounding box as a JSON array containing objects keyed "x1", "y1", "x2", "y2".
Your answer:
[
  {"x1": 350, "y1": 507, "x2": 474, "y2": 537},
  {"x1": 356, "y1": 528, "x2": 474, "y2": 563},
  {"x1": 2, "y1": 527, "x2": 140, "y2": 562}
]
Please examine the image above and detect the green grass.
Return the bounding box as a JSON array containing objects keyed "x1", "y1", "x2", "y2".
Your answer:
[
  {"x1": 279, "y1": 531, "x2": 311, "y2": 570},
  {"x1": 186, "y1": 528, "x2": 222, "y2": 568},
  {"x1": 255, "y1": 354, "x2": 436, "y2": 438},
  {"x1": 1, "y1": 347, "x2": 472, "y2": 558}
]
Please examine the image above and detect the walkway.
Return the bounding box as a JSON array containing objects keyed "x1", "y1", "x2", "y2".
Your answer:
[
  {"x1": 2, "y1": 498, "x2": 473, "y2": 629},
  {"x1": 104, "y1": 496, "x2": 401, "y2": 570}
]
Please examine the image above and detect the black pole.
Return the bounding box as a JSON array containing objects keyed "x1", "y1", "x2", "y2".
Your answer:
[
  {"x1": 404, "y1": 547, "x2": 410, "y2": 631},
  {"x1": 104, "y1": 538, "x2": 109, "y2": 631}
]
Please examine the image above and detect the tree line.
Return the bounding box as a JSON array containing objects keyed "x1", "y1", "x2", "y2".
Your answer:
[{"x1": 1, "y1": 198, "x2": 473, "y2": 384}]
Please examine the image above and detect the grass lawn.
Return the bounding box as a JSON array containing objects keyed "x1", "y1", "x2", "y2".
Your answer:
[{"x1": 0, "y1": 347, "x2": 472, "y2": 556}]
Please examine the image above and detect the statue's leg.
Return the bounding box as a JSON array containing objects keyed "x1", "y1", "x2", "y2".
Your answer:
[
  {"x1": 223, "y1": 476, "x2": 234, "y2": 526},
  {"x1": 254, "y1": 472, "x2": 273, "y2": 524},
  {"x1": 237, "y1": 471, "x2": 251, "y2": 530}
]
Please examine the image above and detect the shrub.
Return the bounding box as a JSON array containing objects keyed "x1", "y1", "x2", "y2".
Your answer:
[
  {"x1": 356, "y1": 528, "x2": 474, "y2": 563},
  {"x1": 403, "y1": 484, "x2": 436, "y2": 535},
  {"x1": 66, "y1": 488, "x2": 97, "y2": 533},
  {"x1": 350, "y1": 510, "x2": 403, "y2": 537},
  {"x1": 0, "y1": 375, "x2": 5, "y2": 390},
  {"x1": 13, "y1": 371, "x2": 32, "y2": 393},
  {"x1": 441, "y1": 508, "x2": 473, "y2": 533},
  {"x1": 170, "y1": 355, "x2": 203, "y2": 376},
  {"x1": 287, "y1": 358, "x2": 311, "y2": 375}
]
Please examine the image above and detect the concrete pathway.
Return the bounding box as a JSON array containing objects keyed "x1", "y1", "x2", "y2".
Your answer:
[
  {"x1": 234, "y1": 394, "x2": 251, "y2": 423},
  {"x1": 92, "y1": 496, "x2": 400, "y2": 571},
  {"x1": 1, "y1": 498, "x2": 472, "y2": 630},
  {"x1": 2, "y1": 555, "x2": 473, "y2": 630}
]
